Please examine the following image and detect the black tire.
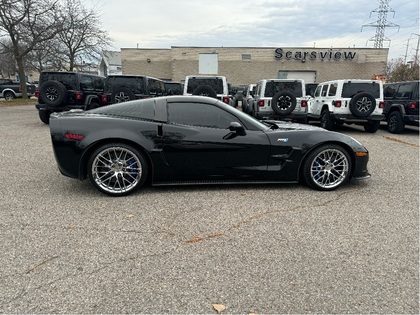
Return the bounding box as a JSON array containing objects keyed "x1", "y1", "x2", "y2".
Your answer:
[
  {"x1": 349, "y1": 92, "x2": 376, "y2": 117},
  {"x1": 87, "y1": 143, "x2": 148, "y2": 196},
  {"x1": 192, "y1": 85, "x2": 217, "y2": 98},
  {"x1": 271, "y1": 91, "x2": 297, "y2": 115},
  {"x1": 320, "y1": 109, "x2": 334, "y2": 130},
  {"x1": 302, "y1": 144, "x2": 352, "y2": 191},
  {"x1": 38, "y1": 110, "x2": 51, "y2": 124},
  {"x1": 111, "y1": 87, "x2": 136, "y2": 103},
  {"x1": 39, "y1": 81, "x2": 67, "y2": 107},
  {"x1": 363, "y1": 121, "x2": 380, "y2": 133},
  {"x1": 387, "y1": 111, "x2": 405, "y2": 134},
  {"x1": 4, "y1": 91, "x2": 15, "y2": 100}
]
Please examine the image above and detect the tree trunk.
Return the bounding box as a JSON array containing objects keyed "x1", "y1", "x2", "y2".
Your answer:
[{"x1": 16, "y1": 56, "x2": 28, "y2": 99}]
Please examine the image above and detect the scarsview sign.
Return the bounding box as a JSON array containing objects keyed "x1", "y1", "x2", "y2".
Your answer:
[{"x1": 275, "y1": 48, "x2": 357, "y2": 62}]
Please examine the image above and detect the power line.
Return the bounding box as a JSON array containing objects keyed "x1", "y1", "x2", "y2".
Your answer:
[{"x1": 361, "y1": 0, "x2": 400, "y2": 48}]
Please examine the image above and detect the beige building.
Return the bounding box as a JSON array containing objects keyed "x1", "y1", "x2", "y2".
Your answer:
[{"x1": 120, "y1": 46, "x2": 389, "y2": 85}]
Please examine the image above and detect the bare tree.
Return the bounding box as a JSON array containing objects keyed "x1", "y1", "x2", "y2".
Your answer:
[
  {"x1": 57, "y1": 0, "x2": 112, "y2": 72},
  {"x1": 386, "y1": 58, "x2": 420, "y2": 82},
  {"x1": 0, "y1": 0, "x2": 63, "y2": 97}
]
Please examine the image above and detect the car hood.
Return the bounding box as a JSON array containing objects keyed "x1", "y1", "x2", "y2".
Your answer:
[{"x1": 263, "y1": 120, "x2": 324, "y2": 131}]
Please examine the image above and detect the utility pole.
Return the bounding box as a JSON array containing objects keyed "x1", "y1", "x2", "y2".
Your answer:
[
  {"x1": 361, "y1": 0, "x2": 399, "y2": 48},
  {"x1": 412, "y1": 33, "x2": 420, "y2": 65},
  {"x1": 403, "y1": 39, "x2": 410, "y2": 63}
]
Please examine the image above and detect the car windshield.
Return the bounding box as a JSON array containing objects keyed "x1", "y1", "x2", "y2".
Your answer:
[
  {"x1": 264, "y1": 81, "x2": 303, "y2": 97},
  {"x1": 187, "y1": 78, "x2": 224, "y2": 94},
  {"x1": 342, "y1": 82, "x2": 381, "y2": 98}
]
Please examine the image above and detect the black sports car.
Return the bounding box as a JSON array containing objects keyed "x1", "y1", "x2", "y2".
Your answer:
[{"x1": 49, "y1": 96, "x2": 371, "y2": 196}]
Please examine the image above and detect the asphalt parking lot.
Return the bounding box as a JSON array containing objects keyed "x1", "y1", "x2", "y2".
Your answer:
[{"x1": 0, "y1": 105, "x2": 419, "y2": 314}]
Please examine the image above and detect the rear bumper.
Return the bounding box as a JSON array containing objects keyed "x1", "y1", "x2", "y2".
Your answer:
[
  {"x1": 35, "y1": 103, "x2": 86, "y2": 111},
  {"x1": 330, "y1": 113, "x2": 384, "y2": 122},
  {"x1": 255, "y1": 111, "x2": 307, "y2": 121}
]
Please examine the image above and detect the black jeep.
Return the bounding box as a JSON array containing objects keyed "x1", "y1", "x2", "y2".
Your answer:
[
  {"x1": 35, "y1": 71, "x2": 107, "y2": 124},
  {"x1": 383, "y1": 81, "x2": 419, "y2": 133},
  {"x1": 104, "y1": 75, "x2": 166, "y2": 104}
]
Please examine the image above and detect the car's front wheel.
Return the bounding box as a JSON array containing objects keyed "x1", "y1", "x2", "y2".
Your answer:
[
  {"x1": 302, "y1": 144, "x2": 352, "y2": 191},
  {"x1": 88, "y1": 143, "x2": 148, "y2": 196}
]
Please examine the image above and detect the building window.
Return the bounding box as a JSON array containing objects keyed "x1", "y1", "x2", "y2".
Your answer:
[{"x1": 242, "y1": 54, "x2": 251, "y2": 60}]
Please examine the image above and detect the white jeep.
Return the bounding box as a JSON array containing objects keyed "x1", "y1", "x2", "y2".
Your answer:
[
  {"x1": 183, "y1": 75, "x2": 233, "y2": 105},
  {"x1": 248, "y1": 79, "x2": 308, "y2": 122},
  {"x1": 308, "y1": 79, "x2": 385, "y2": 133}
]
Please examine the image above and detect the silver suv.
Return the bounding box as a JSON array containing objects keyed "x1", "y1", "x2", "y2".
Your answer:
[
  {"x1": 248, "y1": 79, "x2": 308, "y2": 122},
  {"x1": 308, "y1": 79, "x2": 385, "y2": 133}
]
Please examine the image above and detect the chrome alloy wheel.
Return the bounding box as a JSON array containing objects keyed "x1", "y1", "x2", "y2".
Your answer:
[
  {"x1": 310, "y1": 148, "x2": 349, "y2": 189},
  {"x1": 91, "y1": 146, "x2": 142, "y2": 194},
  {"x1": 355, "y1": 96, "x2": 373, "y2": 114}
]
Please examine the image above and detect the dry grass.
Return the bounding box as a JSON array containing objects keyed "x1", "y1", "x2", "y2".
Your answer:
[{"x1": 0, "y1": 98, "x2": 37, "y2": 107}]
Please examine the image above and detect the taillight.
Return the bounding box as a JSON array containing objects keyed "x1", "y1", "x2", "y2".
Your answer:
[
  {"x1": 65, "y1": 133, "x2": 85, "y2": 140},
  {"x1": 75, "y1": 91, "x2": 83, "y2": 100},
  {"x1": 19, "y1": 86, "x2": 22, "y2": 92},
  {"x1": 35, "y1": 89, "x2": 40, "y2": 98},
  {"x1": 101, "y1": 95, "x2": 108, "y2": 103},
  {"x1": 258, "y1": 100, "x2": 264, "y2": 107},
  {"x1": 333, "y1": 100, "x2": 342, "y2": 107},
  {"x1": 409, "y1": 102, "x2": 417, "y2": 109},
  {"x1": 379, "y1": 101, "x2": 385, "y2": 108},
  {"x1": 301, "y1": 100, "x2": 307, "y2": 107},
  {"x1": 222, "y1": 96, "x2": 229, "y2": 104}
]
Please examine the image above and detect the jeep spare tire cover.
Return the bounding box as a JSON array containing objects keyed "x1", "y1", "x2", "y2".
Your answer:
[
  {"x1": 271, "y1": 91, "x2": 297, "y2": 115},
  {"x1": 349, "y1": 92, "x2": 376, "y2": 117},
  {"x1": 39, "y1": 81, "x2": 67, "y2": 107},
  {"x1": 111, "y1": 87, "x2": 136, "y2": 103},
  {"x1": 192, "y1": 85, "x2": 218, "y2": 99}
]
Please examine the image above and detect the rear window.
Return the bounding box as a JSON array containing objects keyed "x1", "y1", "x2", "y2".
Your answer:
[
  {"x1": 106, "y1": 76, "x2": 145, "y2": 94},
  {"x1": 91, "y1": 98, "x2": 155, "y2": 120},
  {"x1": 40, "y1": 73, "x2": 77, "y2": 90},
  {"x1": 264, "y1": 81, "x2": 303, "y2": 97},
  {"x1": 187, "y1": 78, "x2": 225, "y2": 94},
  {"x1": 342, "y1": 82, "x2": 381, "y2": 98}
]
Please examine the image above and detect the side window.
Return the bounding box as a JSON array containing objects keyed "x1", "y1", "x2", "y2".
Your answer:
[
  {"x1": 93, "y1": 78, "x2": 104, "y2": 91},
  {"x1": 255, "y1": 83, "x2": 263, "y2": 97},
  {"x1": 80, "y1": 75, "x2": 93, "y2": 90},
  {"x1": 148, "y1": 79, "x2": 165, "y2": 96},
  {"x1": 168, "y1": 102, "x2": 240, "y2": 129},
  {"x1": 321, "y1": 85, "x2": 328, "y2": 97},
  {"x1": 384, "y1": 84, "x2": 396, "y2": 98},
  {"x1": 328, "y1": 83, "x2": 337, "y2": 96},
  {"x1": 396, "y1": 83, "x2": 412, "y2": 99},
  {"x1": 314, "y1": 85, "x2": 322, "y2": 97}
]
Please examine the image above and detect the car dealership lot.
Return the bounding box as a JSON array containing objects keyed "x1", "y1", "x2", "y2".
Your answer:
[{"x1": 0, "y1": 105, "x2": 418, "y2": 314}]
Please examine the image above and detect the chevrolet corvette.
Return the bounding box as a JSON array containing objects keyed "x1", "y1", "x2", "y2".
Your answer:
[{"x1": 49, "y1": 96, "x2": 371, "y2": 196}]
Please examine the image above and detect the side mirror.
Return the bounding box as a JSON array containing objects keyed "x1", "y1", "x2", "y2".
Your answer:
[{"x1": 229, "y1": 121, "x2": 246, "y2": 136}]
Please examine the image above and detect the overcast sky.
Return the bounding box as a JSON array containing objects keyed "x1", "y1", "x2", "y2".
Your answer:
[{"x1": 96, "y1": 0, "x2": 419, "y2": 61}]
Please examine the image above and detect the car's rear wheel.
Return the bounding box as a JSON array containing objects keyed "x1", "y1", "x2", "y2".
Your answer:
[
  {"x1": 88, "y1": 143, "x2": 148, "y2": 196},
  {"x1": 320, "y1": 109, "x2": 334, "y2": 130},
  {"x1": 363, "y1": 121, "x2": 380, "y2": 133},
  {"x1": 4, "y1": 91, "x2": 15, "y2": 100},
  {"x1": 302, "y1": 144, "x2": 351, "y2": 191},
  {"x1": 387, "y1": 111, "x2": 405, "y2": 134},
  {"x1": 38, "y1": 110, "x2": 51, "y2": 124}
]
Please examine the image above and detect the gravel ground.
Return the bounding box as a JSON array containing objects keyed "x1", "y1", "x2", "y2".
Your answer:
[{"x1": 0, "y1": 105, "x2": 419, "y2": 314}]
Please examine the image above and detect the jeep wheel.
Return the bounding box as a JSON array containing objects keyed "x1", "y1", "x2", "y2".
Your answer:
[
  {"x1": 38, "y1": 110, "x2": 51, "y2": 124},
  {"x1": 387, "y1": 111, "x2": 405, "y2": 134},
  {"x1": 192, "y1": 85, "x2": 217, "y2": 98},
  {"x1": 302, "y1": 144, "x2": 351, "y2": 191},
  {"x1": 364, "y1": 121, "x2": 380, "y2": 133},
  {"x1": 349, "y1": 92, "x2": 376, "y2": 117},
  {"x1": 320, "y1": 109, "x2": 334, "y2": 130},
  {"x1": 39, "y1": 81, "x2": 67, "y2": 107},
  {"x1": 111, "y1": 88, "x2": 136, "y2": 103},
  {"x1": 4, "y1": 91, "x2": 15, "y2": 100},
  {"x1": 271, "y1": 91, "x2": 296, "y2": 115}
]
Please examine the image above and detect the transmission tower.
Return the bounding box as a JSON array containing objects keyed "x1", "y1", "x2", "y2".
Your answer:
[{"x1": 361, "y1": 0, "x2": 399, "y2": 48}]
